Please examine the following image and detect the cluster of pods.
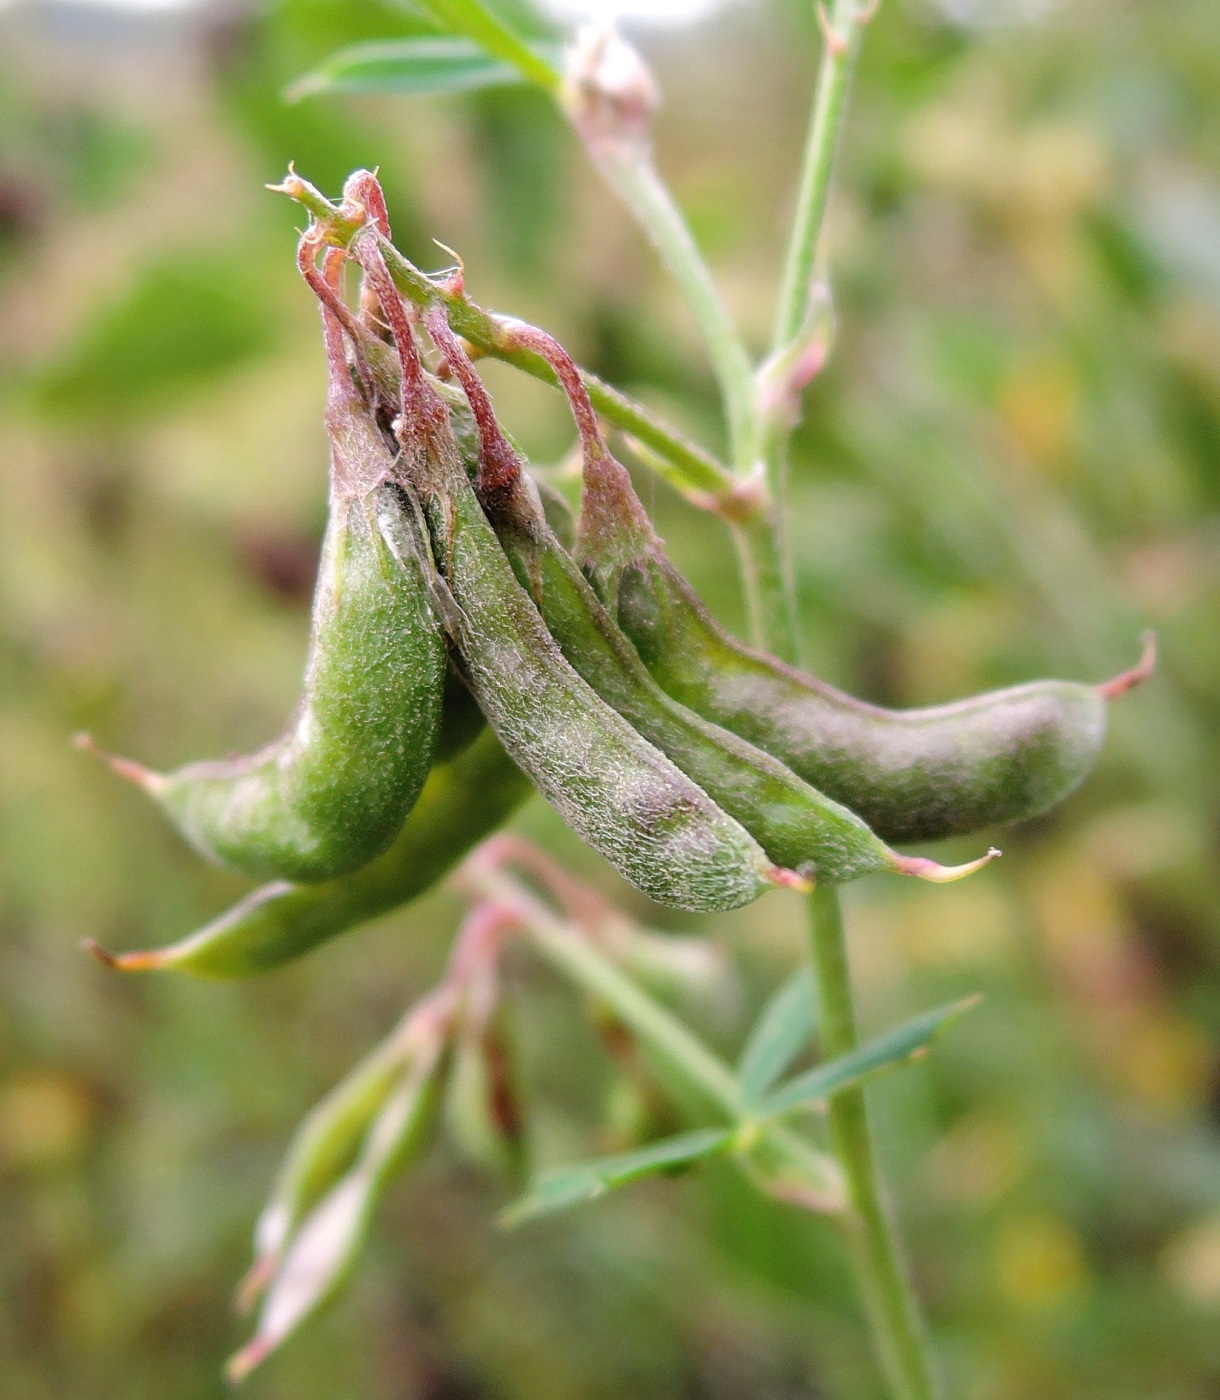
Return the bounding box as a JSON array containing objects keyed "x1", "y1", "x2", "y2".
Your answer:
[{"x1": 87, "y1": 169, "x2": 1153, "y2": 982}]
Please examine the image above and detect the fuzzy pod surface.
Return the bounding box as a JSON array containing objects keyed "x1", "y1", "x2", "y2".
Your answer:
[
  {"x1": 419, "y1": 460, "x2": 785, "y2": 912},
  {"x1": 359, "y1": 275, "x2": 788, "y2": 913},
  {"x1": 90, "y1": 726, "x2": 531, "y2": 979},
  {"x1": 494, "y1": 497, "x2": 986, "y2": 882},
  {"x1": 496, "y1": 299, "x2": 1133, "y2": 849},
  {"x1": 105, "y1": 294, "x2": 447, "y2": 883},
  {"x1": 429, "y1": 313, "x2": 986, "y2": 886},
  {"x1": 615, "y1": 553, "x2": 1145, "y2": 844}
]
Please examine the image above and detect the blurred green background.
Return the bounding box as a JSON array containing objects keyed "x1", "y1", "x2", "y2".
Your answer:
[{"x1": 1, "y1": 0, "x2": 1218, "y2": 1396}]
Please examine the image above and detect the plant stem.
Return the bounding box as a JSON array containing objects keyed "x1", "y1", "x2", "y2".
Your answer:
[
  {"x1": 463, "y1": 864, "x2": 845, "y2": 1206},
  {"x1": 772, "y1": 0, "x2": 870, "y2": 354},
  {"x1": 755, "y1": 1, "x2": 873, "y2": 664},
  {"x1": 807, "y1": 886, "x2": 941, "y2": 1400},
  {"x1": 558, "y1": 25, "x2": 805, "y2": 650},
  {"x1": 585, "y1": 144, "x2": 756, "y2": 473},
  {"x1": 731, "y1": 509, "x2": 798, "y2": 663},
  {"x1": 772, "y1": 6, "x2": 942, "y2": 1384},
  {"x1": 591, "y1": 142, "x2": 798, "y2": 656},
  {"x1": 407, "y1": 9, "x2": 756, "y2": 471}
]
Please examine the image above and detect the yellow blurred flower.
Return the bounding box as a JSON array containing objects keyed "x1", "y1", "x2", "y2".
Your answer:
[
  {"x1": 925, "y1": 1110, "x2": 1026, "y2": 1207},
  {"x1": 0, "y1": 1069, "x2": 95, "y2": 1170},
  {"x1": 993, "y1": 1211, "x2": 1092, "y2": 1310},
  {"x1": 1161, "y1": 1216, "x2": 1220, "y2": 1310}
]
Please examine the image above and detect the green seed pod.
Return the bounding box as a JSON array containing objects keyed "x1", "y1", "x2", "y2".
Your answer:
[
  {"x1": 85, "y1": 726, "x2": 531, "y2": 978},
  {"x1": 429, "y1": 310, "x2": 993, "y2": 886},
  {"x1": 423, "y1": 414, "x2": 788, "y2": 912},
  {"x1": 353, "y1": 232, "x2": 793, "y2": 913},
  {"x1": 88, "y1": 254, "x2": 446, "y2": 883},
  {"x1": 616, "y1": 559, "x2": 1155, "y2": 844},
  {"x1": 489, "y1": 320, "x2": 1152, "y2": 846},
  {"x1": 227, "y1": 1019, "x2": 448, "y2": 1381}
]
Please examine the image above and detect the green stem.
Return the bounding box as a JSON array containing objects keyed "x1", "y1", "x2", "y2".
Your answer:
[
  {"x1": 464, "y1": 865, "x2": 844, "y2": 1205},
  {"x1": 807, "y1": 887, "x2": 941, "y2": 1400},
  {"x1": 586, "y1": 142, "x2": 798, "y2": 657},
  {"x1": 381, "y1": 12, "x2": 756, "y2": 473},
  {"x1": 558, "y1": 29, "x2": 793, "y2": 649},
  {"x1": 582, "y1": 372, "x2": 732, "y2": 501},
  {"x1": 730, "y1": 508, "x2": 798, "y2": 663},
  {"x1": 772, "y1": 0, "x2": 870, "y2": 353},
  {"x1": 585, "y1": 144, "x2": 755, "y2": 473},
  {"x1": 758, "y1": 1, "x2": 873, "y2": 666}
]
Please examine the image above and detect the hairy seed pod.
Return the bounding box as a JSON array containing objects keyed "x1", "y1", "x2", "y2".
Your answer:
[
  {"x1": 616, "y1": 561, "x2": 1155, "y2": 844},
  {"x1": 349, "y1": 223, "x2": 794, "y2": 912},
  {"x1": 87, "y1": 251, "x2": 446, "y2": 882},
  {"x1": 85, "y1": 727, "x2": 531, "y2": 979},
  {"x1": 429, "y1": 308, "x2": 993, "y2": 886},
  {"x1": 489, "y1": 320, "x2": 1150, "y2": 846}
]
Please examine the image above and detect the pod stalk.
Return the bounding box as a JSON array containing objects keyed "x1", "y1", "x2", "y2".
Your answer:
[
  {"x1": 82, "y1": 937, "x2": 169, "y2": 972},
  {"x1": 496, "y1": 317, "x2": 655, "y2": 574},
  {"x1": 423, "y1": 304, "x2": 523, "y2": 496}
]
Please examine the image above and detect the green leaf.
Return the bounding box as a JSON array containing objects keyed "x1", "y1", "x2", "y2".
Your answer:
[
  {"x1": 757, "y1": 997, "x2": 981, "y2": 1121},
  {"x1": 411, "y1": 0, "x2": 562, "y2": 92},
  {"x1": 501, "y1": 1129, "x2": 732, "y2": 1227},
  {"x1": 737, "y1": 967, "x2": 817, "y2": 1109},
  {"x1": 286, "y1": 37, "x2": 534, "y2": 102},
  {"x1": 32, "y1": 253, "x2": 273, "y2": 424}
]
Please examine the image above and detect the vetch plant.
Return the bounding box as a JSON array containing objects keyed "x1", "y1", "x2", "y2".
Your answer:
[{"x1": 82, "y1": 2, "x2": 1155, "y2": 1394}]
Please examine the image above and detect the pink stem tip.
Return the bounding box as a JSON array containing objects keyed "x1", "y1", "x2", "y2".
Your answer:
[
  {"x1": 893, "y1": 847, "x2": 1001, "y2": 884},
  {"x1": 768, "y1": 865, "x2": 815, "y2": 894},
  {"x1": 225, "y1": 1336, "x2": 272, "y2": 1385},
  {"x1": 73, "y1": 733, "x2": 160, "y2": 791},
  {"x1": 1098, "y1": 631, "x2": 1157, "y2": 701},
  {"x1": 82, "y1": 937, "x2": 164, "y2": 973}
]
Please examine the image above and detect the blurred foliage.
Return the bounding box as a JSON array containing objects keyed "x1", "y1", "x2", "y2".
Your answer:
[{"x1": 0, "y1": 0, "x2": 1218, "y2": 1397}]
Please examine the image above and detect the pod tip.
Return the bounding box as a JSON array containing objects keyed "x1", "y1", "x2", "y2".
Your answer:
[
  {"x1": 82, "y1": 937, "x2": 118, "y2": 968},
  {"x1": 73, "y1": 733, "x2": 161, "y2": 791},
  {"x1": 1098, "y1": 631, "x2": 1157, "y2": 700},
  {"x1": 894, "y1": 846, "x2": 1001, "y2": 884},
  {"x1": 81, "y1": 937, "x2": 164, "y2": 973},
  {"x1": 225, "y1": 1337, "x2": 272, "y2": 1385},
  {"x1": 768, "y1": 865, "x2": 814, "y2": 894}
]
